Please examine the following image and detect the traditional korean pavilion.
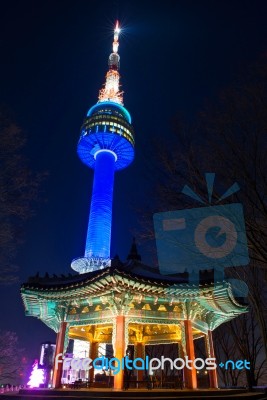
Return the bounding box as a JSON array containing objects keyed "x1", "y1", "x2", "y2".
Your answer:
[
  {"x1": 21, "y1": 250, "x2": 247, "y2": 390},
  {"x1": 21, "y1": 22, "x2": 247, "y2": 391}
]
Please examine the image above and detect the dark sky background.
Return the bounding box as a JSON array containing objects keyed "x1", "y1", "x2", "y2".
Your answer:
[{"x1": 1, "y1": 0, "x2": 267, "y2": 366}]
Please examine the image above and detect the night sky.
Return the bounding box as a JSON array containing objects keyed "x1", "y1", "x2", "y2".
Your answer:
[{"x1": 1, "y1": 0, "x2": 267, "y2": 363}]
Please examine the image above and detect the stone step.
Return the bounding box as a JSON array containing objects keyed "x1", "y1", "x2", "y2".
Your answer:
[{"x1": 0, "y1": 389, "x2": 266, "y2": 400}]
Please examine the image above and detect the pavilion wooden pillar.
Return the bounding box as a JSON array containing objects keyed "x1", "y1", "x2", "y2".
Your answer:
[
  {"x1": 135, "y1": 342, "x2": 144, "y2": 382},
  {"x1": 114, "y1": 315, "x2": 126, "y2": 390},
  {"x1": 52, "y1": 321, "x2": 67, "y2": 388},
  {"x1": 89, "y1": 341, "x2": 98, "y2": 383},
  {"x1": 205, "y1": 330, "x2": 218, "y2": 388},
  {"x1": 184, "y1": 320, "x2": 197, "y2": 389},
  {"x1": 177, "y1": 342, "x2": 185, "y2": 389}
]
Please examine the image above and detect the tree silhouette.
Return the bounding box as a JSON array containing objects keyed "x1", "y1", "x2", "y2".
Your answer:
[
  {"x1": 0, "y1": 110, "x2": 44, "y2": 283},
  {"x1": 0, "y1": 330, "x2": 24, "y2": 384},
  {"x1": 138, "y1": 59, "x2": 267, "y2": 387}
]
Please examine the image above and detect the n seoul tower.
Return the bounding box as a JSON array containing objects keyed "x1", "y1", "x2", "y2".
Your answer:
[{"x1": 71, "y1": 21, "x2": 135, "y2": 274}]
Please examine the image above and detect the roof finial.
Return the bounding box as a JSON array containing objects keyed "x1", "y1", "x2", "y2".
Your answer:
[{"x1": 127, "y1": 237, "x2": 141, "y2": 262}]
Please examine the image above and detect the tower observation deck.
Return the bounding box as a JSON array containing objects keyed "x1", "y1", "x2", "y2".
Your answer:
[{"x1": 71, "y1": 21, "x2": 135, "y2": 274}]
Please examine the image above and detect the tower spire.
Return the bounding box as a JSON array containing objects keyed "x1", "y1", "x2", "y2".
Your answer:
[{"x1": 98, "y1": 20, "x2": 123, "y2": 105}]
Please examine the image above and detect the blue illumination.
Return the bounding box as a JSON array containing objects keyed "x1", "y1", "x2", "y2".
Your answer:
[
  {"x1": 87, "y1": 101, "x2": 132, "y2": 124},
  {"x1": 78, "y1": 101, "x2": 135, "y2": 171},
  {"x1": 78, "y1": 132, "x2": 134, "y2": 170},
  {"x1": 72, "y1": 100, "x2": 135, "y2": 273},
  {"x1": 85, "y1": 150, "x2": 116, "y2": 259}
]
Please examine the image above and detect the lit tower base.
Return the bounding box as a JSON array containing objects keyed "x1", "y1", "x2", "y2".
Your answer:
[{"x1": 71, "y1": 22, "x2": 135, "y2": 274}]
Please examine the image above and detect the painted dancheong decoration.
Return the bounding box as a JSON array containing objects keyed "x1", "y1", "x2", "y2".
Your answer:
[
  {"x1": 71, "y1": 21, "x2": 135, "y2": 273},
  {"x1": 154, "y1": 173, "x2": 250, "y2": 290}
]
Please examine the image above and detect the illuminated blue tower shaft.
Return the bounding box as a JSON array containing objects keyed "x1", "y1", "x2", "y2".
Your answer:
[{"x1": 85, "y1": 150, "x2": 115, "y2": 259}]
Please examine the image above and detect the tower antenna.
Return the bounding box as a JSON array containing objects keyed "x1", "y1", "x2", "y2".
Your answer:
[{"x1": 98, "y1": 20, "x2": 123, "y2": 105}]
